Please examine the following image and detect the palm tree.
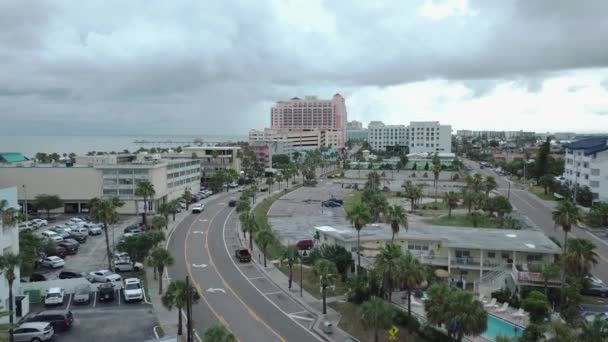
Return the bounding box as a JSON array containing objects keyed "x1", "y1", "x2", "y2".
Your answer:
[
  {"x1": 361, "y1": 296, "x2": 395, "y2": 342},
  {"x1": 375, "y1": 243, "x2": 402, "y2": 302},
  {"x1": 484, "y1": 176, "x2": 498, "y2": 196},
  {"x1": 161, "y1": 280, "x2": 200, "y2": 336},
  {"x1": 398, "y1": 252, "x2": 426, "y2": 318},
  {"x1": 386, "y1": 205, "x2": 407, "y2": 241},
  {"x1": 276, "y1": 174, "x2": 283, "y2": 190},
  {"x1": 469, "y1": 210, "x2": 483, "y2": 228},
  {"x1": 151, "y1": 215, "x2": 168, "y2": 230},
  {"x1": 462, "y1": 190, "x2": 475, "y2": 214},
  {"x1": 146, "y1": 247, "x2": 175, "y2": 294},
  {"x1": 281, "y1": 246, "x2": 299, "y2": 289},
  {"x1": 564, "y1": 238, "x2": 598, "y2": 279},
  {"x1": 90, "y1": 198, "x2": 121, "y2": 271},
  {"x1": 432, "y1": 153, "x2": 441, "y2": 202},
  {"x1": 346, "y1": 201, "x2": 371, "y2": 273},
  {"x1": 256, "y1": 229, "x2": 274, "y2": 267},
  {"x1": 580, "y1": 317, "x2": 608, "y2": 342},
  {"x1": 552, "y1": 199, "x2": 583, "y2": 296},
  {"x1": 158, "y1": 202, "x2": 172, "y2": 225},
  {"x1": 135, "y1": 180, "x2": 156, "y2": 226},
  {"x1": 239, "y1": 212, "x2": 250, "y2": 239},
  {"x1": 0, "y1": 200, "x2": 18, "y2": 227},
  {"x1": 265, "y1": 177, "x2": 274, "y2": 193},
  {"x1": 443, "y1": 192, "x2": 460, "y2": 217},
  {"x1": 0, "y1": 252, "x2": 20, "y2": 342},
  {"x1": 182, "y1": 190, "x2": 193, "y2": 210},
  {"x1": 203, "y1": 324, "x2": 237, "y2": 342},
  {"x1": 539, "y1": 261, "x2": 560, "y2": 297},
  {"x1": 313, "y1": 258, "x2": 337, "y2": 314}
]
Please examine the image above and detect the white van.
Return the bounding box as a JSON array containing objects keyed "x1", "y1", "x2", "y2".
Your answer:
[{"x1": 18, "y1": 222, "x2": 34, "y2": 232}]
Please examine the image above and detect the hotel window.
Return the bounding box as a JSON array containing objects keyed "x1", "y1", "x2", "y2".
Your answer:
[
  {"x1": 583, "y1": 162, "x2": 589, "y2": 168},
  {"x1": 119, "y1": 189, "x2": 133, "y2": 195},
  {"x1": 119, "y1": 169, "x2": 133, "y2": 175},
  {"x1": 119, "y1": 178, "x2": 133, "y2": 185},
  {"x1": 103, "y1": 189, "x2": 118, "y2": 196}
]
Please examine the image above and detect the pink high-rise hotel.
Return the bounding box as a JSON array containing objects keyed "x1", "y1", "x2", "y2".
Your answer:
[{"x1": 270, "y1": 94, "x2": 347, "y2": 148}]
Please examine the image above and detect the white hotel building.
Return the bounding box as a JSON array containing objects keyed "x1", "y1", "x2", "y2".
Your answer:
[
  {"x1": 367, "y1": 121, "x2": 452, "y2": 153},
  {"x1": 563, "y1": 137, "x2": 608, "y2": 202}
]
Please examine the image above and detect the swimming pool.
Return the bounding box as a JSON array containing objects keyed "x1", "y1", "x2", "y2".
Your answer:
[{"x1": 481, "y1": 314, "x2": 524, "y2": 341}]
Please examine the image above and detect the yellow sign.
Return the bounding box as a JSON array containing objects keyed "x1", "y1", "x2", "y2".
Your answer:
[{"x1": 388, "y1": 326, "x2": 399, "y2": 341}]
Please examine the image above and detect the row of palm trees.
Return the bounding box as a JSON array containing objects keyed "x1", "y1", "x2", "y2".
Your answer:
[{"x1": 237, "y1": 185, "x2": 276, "y2": 268}]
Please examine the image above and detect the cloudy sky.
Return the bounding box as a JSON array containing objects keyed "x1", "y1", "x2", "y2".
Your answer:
[{"x1": 1, "y1": 0, "x2": 608, "y2": 136}]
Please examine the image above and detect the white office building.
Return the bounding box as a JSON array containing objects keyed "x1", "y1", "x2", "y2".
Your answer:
[
  {"x1": 367, "y1": 121, "x2": 408, "y2": 151},
  {"x1": 0, "y1": 187, "x2": 21, "y2": 323},
  {"x1": 563, "y1": 137, "x2": 608, "y2": 202},
  {"x1": 367, "y1": 121, "x2": 452, "y2": 153}
]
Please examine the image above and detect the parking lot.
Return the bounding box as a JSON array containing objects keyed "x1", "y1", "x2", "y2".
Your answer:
[{"x1": 27, "y1": 287, "x2": 158, "y2": 342}]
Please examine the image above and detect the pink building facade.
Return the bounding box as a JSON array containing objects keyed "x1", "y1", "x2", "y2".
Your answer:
[{"x1": 270, "y1": 94, "x2": 347, "y2": 148}]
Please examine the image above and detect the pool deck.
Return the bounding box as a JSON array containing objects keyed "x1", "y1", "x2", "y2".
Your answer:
[{"x1": 392, "y1": 291, "x2": 528, "y2": 342}]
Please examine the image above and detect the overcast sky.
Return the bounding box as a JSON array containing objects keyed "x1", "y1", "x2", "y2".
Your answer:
[{"x1": 1, "y1": 0, "x2": 608, "y2": 135}]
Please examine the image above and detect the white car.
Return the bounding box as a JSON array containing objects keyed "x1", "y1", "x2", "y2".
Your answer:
[
  {"x1": 12, "y1": 322, "x2": 54, "y2": 342},
  {"x1": 114, "y1": 259, "x2": 143, "y2": 272},
  {"x1": 89, "y1": 270, "x2": 122, "y2": 283},
  {"x1": 191, "y1": 204, "x2": 203, "y2": 214},
  {"x1": 123, "y1": 278, "x2": 144, "y2": 302},
  {"x1": 32, "y1": 219, "x2": 48, "y2": 228},
  {"x1": 41, "y1": 256, "x2": 65, "y2": 269},
  {"x1": 44, "y1": 287, "x2": 65, "y2": 306},
  {"x1": 17, "y1": 222, "x2": 33, "y2": 232},
  {"x1": 70, "y1": 217, "x2": 84, "y2": 223},
  {"x1": 41, "y1": 230, "x2": 63, "y2": 242}
]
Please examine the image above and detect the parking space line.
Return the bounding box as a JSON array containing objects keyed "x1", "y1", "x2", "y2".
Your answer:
[
  {"x1": 66, "y1": 294, "x2": 73, "y2": 310},
  {"x1": 117, "y1": 290, "x2": 121, "y2": 306},
  {"x1": 92, "y1": 291, "x2": 97, "y2": 308},
  {"x1": 262, "y1": 291, "x2": 282, "y2": 296},
  {"x1": 288, "y1": 314, "x2": 314, "y2": 322},
  {"x1": 288, "y1": 310, "x2": 307, "y2": 315}
]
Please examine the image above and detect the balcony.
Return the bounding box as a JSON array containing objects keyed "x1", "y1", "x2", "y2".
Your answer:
[
  {"x1": 451, "y1": 257, "x2": 505, "y2": 269},
  {"x1": 511, "y1": 263, "x2": 561, "y2": 287}
]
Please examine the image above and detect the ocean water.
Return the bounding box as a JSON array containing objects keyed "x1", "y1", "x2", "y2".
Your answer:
[{"x1": 0, "y1": 135, "x2": 247, "y2": 157}]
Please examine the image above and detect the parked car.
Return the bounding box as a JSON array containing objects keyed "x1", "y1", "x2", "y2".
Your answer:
[
  {"x1": 50, "y1": 246, "x2": 68, "y2": 259},
  {"x1": 228, "y1": 199, "x2": 237, "y2": 207},
  {"x1": 260, "y1": 187, "x2": 268, "y2": 192},
  {"x1": 18, "y1": 310, "x2": 74, "y2": 331},
  {"x1": 98, "y1": 283, "x2": 115, "y2": 302},
  {"x1": 123, "y1": 278, "x2": 144, "y2": 302},
  {"x1": 70, "y1": 217, "x2": 84, "y2": 223},
  {"x1": 58, "y1": 271, "x2": 85, "y2": 279},
  {"x1": 328, "y1": 198, "x2": 344, "y2": 205},
  {"x1": 124, "y1": 224, "x2": 143, "y2": 234},
  {"x1": 321, "y1": 200, "x2": 341, "y2": 207},
  {"x1": 58, "y1": 240, "x2": 79, "y2": 255},
  {"x1": 114, "y1": 259, "x2": 143, "y2": 272},
  {"x1": 235, "y1": 248, "x2": 252, "y2": 263},
  {"x1": 50, "y1": 228, "x2": 71, "y2": 239},
  {"x1": 71, "y1": 227, "x2": 89, "y2": 235},
  {"x1": 87, "y1": 225, "x2": 102, "y2": 235},
  {"x1": 18, "y1": 222, "x2": 34, "y2": 232},
  {"x1": 41, "y1": 256, "x2": 65, "y2": 269},
  {"x1": 31, "y1": 218, "x2": 48, "y2": 228},
  {"x1": 89, "y1": 270, "x2": 122, "y2": 283},
  {"x1": 296, "y1": 239, "x2": 314, "y2": 250},
  {"x1": 581, "y1": 283, "x2": 608, "y2": 297},
  {"x1": 73, "y1": 284, "x2": 91, "y2": 304},
  {"x1": 44, "y1": 287, "x2": 65, "y2": 306},
  {"x1": 41, "y1": 230, "x2": 63, "y2": 243},
  {"x1": 191, "y1": 204, "x2": 203, "y2": 214},
  {"x1": 11, "y1": 322, "x2": 54, "y2": 342},
  {"x1": 113, "y1": 251, "x2": 130, "y2": 261},
  {"x1": 68, "y1": 231, "x2": 88, "y2": 243}
]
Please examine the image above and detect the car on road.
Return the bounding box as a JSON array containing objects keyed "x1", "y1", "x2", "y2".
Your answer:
[
  {"x1": 11, "y1": 322, "x2": 54, "y2": 342},
  {"x1": 235, "y1": 248, "x2": 252, "y2": 263},
  {"x1": 40, "y1": 256, "x2": 65, "y2": 269},
  {"x1": 89, "y1": 270, "x2": 122, "y2": 283},
  {"x1": 18, "y1": 310, "x2": 74, "y2": 332},
  {"x1": 228, "y1": 199, "x2": 237, "y2": 207},
  {"x1": 98, "y1": 283, "x2": 115, "y2": 302},
  {"x1": 114, "y1": 259, "x2": 143, "y2": 272},
  {"x1": 44, "y1": 287, "x2": 65, "y2": 306},
  {"x1": 191, "y1": 204, "x2": 203, "y2": 213},
  {"x1": 41, "y1": 230, "x2": 63, "y2": 243},
  {"x1": 58, "y1": 271, "x2": 85, "y2": 279},
  {"x1": 73, "y1": 284, "x2": 91, "y2": 305},
  {"x1": 58, "y1": 239, "x2": 79, "y2": 255},
  {"x1": 321, "y1": 200, "x2": 341, "y2": 207},
  {"x1": 123, "y1": 278, "x2": 144, "y2": 302}
]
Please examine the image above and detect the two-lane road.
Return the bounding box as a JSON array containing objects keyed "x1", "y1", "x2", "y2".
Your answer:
[{"x1": 168, "y1": 192, "x2": 322, "y2": 342}]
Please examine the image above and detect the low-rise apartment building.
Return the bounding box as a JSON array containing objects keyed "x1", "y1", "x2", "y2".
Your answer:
[
  {"x1": 563, "y1": 137, "x2": 608, "y2": 202},
  {"x1": 367, "y1": 121, "x2": 452, "y2": 153},
  {"x1": 0, "y1": 187, "x2": 21, "y2": 323},
  {"x1": 164, "y1": 146, "x2": 240, "y2": 181},
  {"x1": 249, "y1": 128, "x2": 341, "y2": 150},
  {"x1": 314, "y1": 224, "x2": 561, "y2": 292},
  {"x1": 367, "y1": 121, "x2": 408, "y2": 151}
]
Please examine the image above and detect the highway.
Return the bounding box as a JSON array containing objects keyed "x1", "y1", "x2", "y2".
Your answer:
[
  {"x1": 465, "y1": 160, "x2": 608, "y2": 283},
  {"x1": 168, "y1": 191, "x2": 322, "y2": 342}
]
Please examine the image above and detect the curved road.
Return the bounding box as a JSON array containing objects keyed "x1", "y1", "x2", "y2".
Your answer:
[{"x1": 168, "y1": 191, "x2": 322, "y2": 342}]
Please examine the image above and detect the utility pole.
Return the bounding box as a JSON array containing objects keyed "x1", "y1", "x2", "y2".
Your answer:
[
  {"x1": 22, "y1": 184, "x2": 28, "y2": 223},
  {"x1": 507, "y1": 181, "x2": 511, "y2": 200},
  {"x1": 300, "y1": 257, "x2": 303, "y2": 298}
]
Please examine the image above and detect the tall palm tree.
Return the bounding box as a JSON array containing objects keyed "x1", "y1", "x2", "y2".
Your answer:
[
  {"x1": 151, "y1": 215, "x2": 168, "y2": 230},
  {"x1": 432, "y1": 153, "x2": 441, "y2": 202},
  {"x1": 161, "y1": 280, "x2": 200, "y2": 336},
  {"x1": 398, "y1": 252, "x2": 426, "y2": 318},
  {"x1": 158, "y1": 202, "x2": 172, "y2": 225},
  {"x1": 484, "y1": 176, "x2": 498, "y2": 196},
  {"x1": 276, "y1": 174, "x2": 283, "y2": 190},
  {"x1": 182, "y1": 190, "x2": 193, "y2": 210},
  {"x1": 361, "y1": 296, "x2": 395, "y2": 342},
  {"x1": 539, "y1": 261, "x2": 560, "y2": 297},
  {"x1": 239, "y1": 212, "x2": 250, "y2": 239},
  {"x1": 203, "y1": 324, "x2": 237, "y2": 342},
  {"x1": 0, "y1": 252, "x2": 20, "y2": 342},
  {"x1": 146, "y1": 247, "x2": 175, "y2": 294},
  {"x1": 552, "y1": 199, "x2": 583, "y2": 296},
  {"x1": 346, "y1": 201, "x2": 371, "y2": 273},
  {"x1": 0, "y1": 200, "x2": 18, "y2": 227},
  {"x1": 443, "y1": 192, "x2": 460, "y2": 217},
  {"x1": 90, "y1": 198, "x2": 121, "y2": 271},
  {"x1": 564, "y1": 238, "x2": 598, "y2": 279},
  {"x1": 580, "y1": 317, "x2": 608, "y2": 342},
  {"x1": 135, "y1": 180, "x2": 156, "y2": 226},
  {"x1": 375, "y1": 243, "x2": 402, "y2": 302},
  {"x1": 265, "y1": 177, "x2": 274, "y2": 193},
  {"x1": 256, "y1": 229, "x2": 274, "y2": 267},
  {"x1": 386, "y1": 205, "x2": 407, "y2": 241},
  {"x1": 467, "y1": 173, "x2": 484, "y2": 193},
  {"x1": 281, "y1": 246, "x2": 299, "y2": 289},
  {"x1": 313, "y1": 258, "x2": 337, "y2": 314}
]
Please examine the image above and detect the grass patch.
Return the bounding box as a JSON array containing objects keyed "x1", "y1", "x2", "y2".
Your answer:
[
  {"x1": 428, "y1": 214, "x2": 501, "y2": 228},
  {"x1": 254, "y1": 194, "x2": 287, "y2": 260},
  {"x1": 155, "y1": 326, "x2": 165, "y2": 338},
  {"x1": 529, "y1": 185, "x2": 556, "y2": 201},
  {"x1": 343, "y1": 191, "x2": 363, "y2": 213},
  {"x1": 278, "y1": 264, "x2": 348, "y2": 300},
  {"x1": 328, "y1": 301, "x2": 426, "y2": 342},
  {"x1": 326, "y1": 168, "x2": 344, "y2": 178}
]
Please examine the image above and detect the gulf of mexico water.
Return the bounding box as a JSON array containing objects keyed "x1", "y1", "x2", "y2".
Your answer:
[{"x1": 0, "y1": 134, "x2": 248, "y2": 157}]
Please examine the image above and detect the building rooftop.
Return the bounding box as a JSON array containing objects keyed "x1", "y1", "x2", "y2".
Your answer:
[
  {"x1": 0, "y1": 152, "x2": 28, "y2": 163},
  {"x1": 565, "y1": 137, "x2": 608, "y2": 156},
  {"x1": 315, "y1": 224, "x2": 562, "y2": 254}
]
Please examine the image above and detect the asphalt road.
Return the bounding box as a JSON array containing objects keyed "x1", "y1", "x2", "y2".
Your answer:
[
  {"x1": 465, "y1": 160, "x2": 608, "y2": 283},
  {"x1": 168, "y1": 191, "x2": 322, "y2": 342}
]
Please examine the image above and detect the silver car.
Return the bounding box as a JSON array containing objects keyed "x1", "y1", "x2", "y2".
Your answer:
[
  {"x1": 73, "y1": 283, "x2": 91, "y2": 304},
  {"x1": 12, "y1": 322, "x2": 54, "y2": 341}
]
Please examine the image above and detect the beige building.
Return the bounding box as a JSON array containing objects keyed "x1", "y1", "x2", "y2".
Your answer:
[
  {"x1": 164, "y1": 146, "x2": 240, "y2": 181},
  {"x1": 0, "y1": 154, "x2": 200, "y2": 214},
  {"x1": 249, "y1": 128, "x2": 341, "y2": 150}
]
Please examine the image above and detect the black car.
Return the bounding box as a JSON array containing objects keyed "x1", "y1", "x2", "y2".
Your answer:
[
  {"x1": 581, "y1": 283, "x2": 608, "y2": 297},
  {"x1": 28, "y1": 273, "x2": 47, "y2": 282},
  {"x1": 19, "y1": 309, "x2": 74, "y2": 331},
  {"x1": 58, "y1": 271, "x2": 85, "y2": 279},
  {"x1": 328, "y1": 198, "x2": 344, "y2": 205},
  {"x1": 260, "y1": 187, "x2": 269, "y2": 192},
  {"x1": 322, "y1": 200, "x2": 341, "y2": 207},
  {"x1": 228, "y1": 199, "x2": 237, "y2": 207},
  {"x1": 68, "y1": 231, "x2": 88, "y2": 243},
  {"x1": 98, "y1": 283, "x2": 115, "y2": 302}
]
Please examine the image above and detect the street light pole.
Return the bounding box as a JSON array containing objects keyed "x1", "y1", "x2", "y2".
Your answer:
[
  {"x1": 300, "y1": 257, "x2": 303, "y2": 298},
  {"x1": 507, "y1": 182, "x2": 511, "y2": 200},
  {"x1": 22, "y1": 185, "x2": 28, "y2": 223},
  {"x1": 186, "y1": 276, "x2": 192, "y2": 342}
]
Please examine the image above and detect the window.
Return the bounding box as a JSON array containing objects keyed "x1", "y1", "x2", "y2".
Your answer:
[
  {"x1": 501, "y1": 252, "x2": 510, "y2": 259},
  {"x1": 590, "y1": 181, "x2": 599, "y2": 188},
  {"x1": 119, "y1": 178, "x2": 133, "y2": 185},
  {"x1": 103, "y1": 169, "x2": 117, "y2": 175},
  {"x1": 103, "y1": 189, "x2": 117, "y2": 195},
  {"x1": 103, "y1": 179, "x2": 117, "y2": 185},
  {"x1": 591, "y1": 169, "x2": 600, "y2": 176},
  {"x1": 455, "y1": 249, "x2": 471, "y2": 258},
  {"x1": 487, "y1": 252, "x2": 496, "y2": 258}
]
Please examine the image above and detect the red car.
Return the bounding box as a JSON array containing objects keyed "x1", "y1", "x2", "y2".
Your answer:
[
  {"x1": 296, "y1": 239, "x2": 314, "y2": 250},
  {"x1": 52, "y1": 246, "x2": 68, "y2": 258},
  {"x1": 235, "y1": 248, "x2": 252, "y2": 263}
]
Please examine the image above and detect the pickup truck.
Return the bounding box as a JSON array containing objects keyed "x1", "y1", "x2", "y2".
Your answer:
[{"x1": 235, "y1": 248, "x2": 252, "y2": 263}]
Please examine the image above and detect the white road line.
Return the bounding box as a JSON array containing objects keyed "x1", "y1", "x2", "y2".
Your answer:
[
  {"x1": 248, "y1": 276, "x2": 265, "y2": 280},
  {"x1": 289, "y1": 314, "x2": 314, "y2": 322},
  {"x1": 263, "y1": 291, "x2": 283, "y2": 296},
  {"x1": 153, "y1": 325, "x2": 161, "y2": 339},
  {"x1": 143, "y1": 285, "x2": 151, "y2": 305},
  {"x1": 288, "y1": 310, "x2": 307, "y2": 315},
  {"x1": 222, "y1": 209, "x2": 324, "y2": 341}
]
